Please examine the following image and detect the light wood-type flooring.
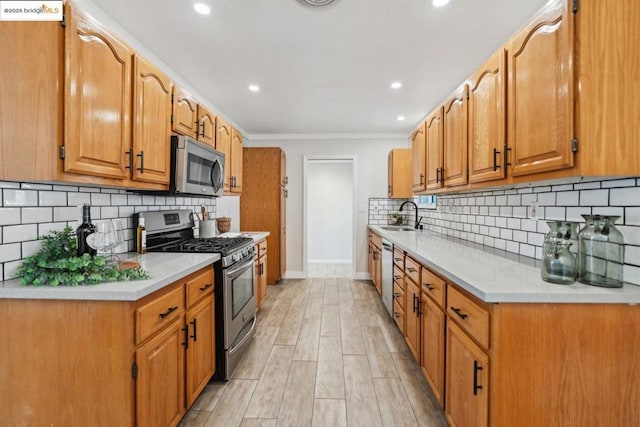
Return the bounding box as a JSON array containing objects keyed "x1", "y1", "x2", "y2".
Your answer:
[{"x1": 180, "y1": 278, "x2": 448, "y2": 427}]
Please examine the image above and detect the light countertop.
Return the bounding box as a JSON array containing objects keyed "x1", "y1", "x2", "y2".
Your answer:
[
  {"x1": 218, "y1": 231, "x2": 270, "y2": 243},
  {"x1": 369, "y1": 225, "x2": 640, "y2": 304},
  {"x1": 0, "y1": 252, "x2": 220, "y2": 301}
]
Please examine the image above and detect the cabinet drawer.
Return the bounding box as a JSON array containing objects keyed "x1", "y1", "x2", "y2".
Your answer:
[
  {"x1": 393, "y1": 280, "x2": 405, "y2": 310},
  {"x1": 405, "y1": 256, "x2": 420, "y2": 285},
  {"x1": 185, "y1": 267, "x2": 214, "y2": 309},
  {"x1": 393, "y1": 298, "x2": 405, "y2": 331},
  {"x1": 393, "y1": 265, "x2": 404, "y2": 286},
  {"x1": 370, "y1": 231, "x2": 382, "y2": 249},
  {"x1": 421, "y1": 267, "x2": 446, "y2": 309},
  {"x1": 256, "y1": 240, "x2": 267, "y2": 258},
  {"x1": 136, "y1": 285, "x2": 185, "y2": 345},
  {"x1": 393, "y1": 248, "x2": 404, "y2": 268},
  {"x1": 447, "y1": 286, "x2": 490, "y2": 349}
]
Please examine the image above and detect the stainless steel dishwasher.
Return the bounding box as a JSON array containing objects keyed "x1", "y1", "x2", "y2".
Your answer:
[{"x1": 381, "y1": 238, "x2": 393, "y2": 316}]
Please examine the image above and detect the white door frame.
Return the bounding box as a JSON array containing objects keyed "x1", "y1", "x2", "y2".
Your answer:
[{"x1": 302, "y1": 155, "x2": 358, "y2": 278}]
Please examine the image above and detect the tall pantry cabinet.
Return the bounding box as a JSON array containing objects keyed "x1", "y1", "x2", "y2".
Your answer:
[{"x1": 240, "y1": 148, "x2": 287, "y2": 285}]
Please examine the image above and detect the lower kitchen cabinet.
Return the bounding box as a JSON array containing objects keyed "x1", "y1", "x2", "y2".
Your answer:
[
  {"x1": 421, "y1": 292, "x2": 445, "y2": 407},
  {"x1": 136, "y1": 318, "x2": 185, "y2": 427},
  {"x1": 368, "y1": 231, "x2": 382, "y2": 294},
  {"x1": 255, "y1": 239, "x2": 268, "y2": 310},
  {"x1": 445, "y1": 320, "x2": 489, "y2": 427},
  {"x1": 404, "y1": 277, "x2": 421, "y2": 361},
  {"x1": 0, "y1": 266, "x2": 215, "y2": 427}
]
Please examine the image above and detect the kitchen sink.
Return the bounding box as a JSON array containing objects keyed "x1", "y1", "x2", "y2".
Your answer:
[{"x1": 380, "y1": 226, "x2": 415, "y2": 231}]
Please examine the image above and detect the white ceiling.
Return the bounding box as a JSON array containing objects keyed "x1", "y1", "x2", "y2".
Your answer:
[{"x1": 94, "y1": 0, "x2": 549, "y2": 137}]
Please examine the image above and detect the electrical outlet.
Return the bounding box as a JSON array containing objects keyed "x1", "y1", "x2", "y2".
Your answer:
[{"x1": 528, "y1": 201, "x2": 539, "y2": 219}]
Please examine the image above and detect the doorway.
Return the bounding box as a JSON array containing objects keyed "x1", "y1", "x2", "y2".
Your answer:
[{"x1": 303, "y1": 156, "x2": 356, "y2": 278}]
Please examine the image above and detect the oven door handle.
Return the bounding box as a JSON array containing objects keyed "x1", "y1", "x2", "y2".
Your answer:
[
  {"x1": 226, "y1": 256, "x2": 255, "y2": 277},
  {"x1": 229, "y1": 314, "x2": 257, "y2": 353}
]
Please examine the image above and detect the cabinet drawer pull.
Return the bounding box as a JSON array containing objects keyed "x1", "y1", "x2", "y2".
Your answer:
[
  {"x1": 182, "y1": 325, "x2": 189, "y2": 349},
  {"x1": 394, "y1": 275, "x2": 402, "y2": 280},
  {"x1": 417, "y1": 300, "x2": 422, "y2": 317},
  {"x1": 451, "y1": 306, "x2": 468, "y2": 320},
  {"x1": 473, "y1": 360, "x2": 484, "y2": 395},
  {"x1": 393, "y1": 292, "x2": 401, "y2": 299},
  {"x1": 159, "y1": 306, "x2": 178, "y2": 319},
  {"x1": 504, "y1": 144, "x2": 512, "y2": 168},
  {"x1": 200, "y1": 121, "x2": 206, "y2": 138},
  {"x1": 407, "y1": 267, "x2": 417, "y2": 273},
  {"x1": 419, "y1": 173, "x2": 424, "y2": 186},
  {"x1": 394, "y1": 257, "x2": 402, "y2": 262},
  {"x1": 136, "y1": 150, "x2": 145, "y2": 173},
  {"x1": 423, "y1": 283, "x2": 435, "y2": 292},
  {"x1": 412, "y1": 294, "x2": 419, "y2": 313},
  {"x1": 199, "y1": 283, "x2": 213, "y2": 292},
  {"x1": 394, "y1": 312, "x2": 402, "y2": 319},
  {"x1": 125, "y1": 148, "x2": 133, "y2": 170},
  {"x1": 493, "y1": 147, "x2": 501, "y2": 171},
  {"x1": 190, "y1": 318, "x2": 197, "y2": 342}
]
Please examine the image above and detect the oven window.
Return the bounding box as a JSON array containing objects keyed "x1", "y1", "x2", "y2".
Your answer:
[
  {"x1": 187, "y1": 153, "x2": 214, "y2": 187},
  {"x1": 232, "y1": 264, "x2": 254, "y2": 318}
]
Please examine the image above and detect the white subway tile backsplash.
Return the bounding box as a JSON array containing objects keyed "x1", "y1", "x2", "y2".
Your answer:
[
  {"x1": 556, "y1": 191, "x2": 579, "y2": 206},
  {"x1": 610, "y1": 187, "x2": 640, "y2": 206},
  {"x1": 78, "y1": 186, "x2": 100, "y2": 193},
  {"x1": 519, "y1": 244, "x2": 535, "y2": 258},
  {"x1": 544, "y1": 207, "x2": 565, "y2": 220},
  {"x1": 495, "y1": 217, "x2": 507, "y2": 228},
  {"x1": 623, "y1": 265, "x2": 640, "y2": 287},
  {"x1": 506, "y1": 241, "x2": 519, "y2": 253},
  {"x1": 574, "y1": 181, "x2": 601, "y2": 190},
  {"x1": 0, "y1": 208, "x2": 21, "y2": 226},
  {"x1": 521, "y1": 193, "x2": 537, "y2": 205},
  {"x1": 513, "y1": 230, "x2": 528, "y2": 243},
  {"x1": 499, "y1": 206, "x2": 512, "y2": 217},
  {"x1": 39, "y1": 191, "x2": 68, "y2": 206},
  {"x1": 500, "y1": 229, "x2": 513, "y2": 240},
  {"x1": 507, "y1": 218, "x2": 521, "y2": 229},
  {"x1": 602, "y1": 178, "x2": 637, "y2": 189},
  {"x1": 91, "y1": 193, "x2": 111, "y2": 206},
  {"x1": 513, "y1": 206, "x2": 527, "y2": 218},
  {"x1": 3, "y1": 224, "x2": 37, "y2": 243},
  {"x1": 4, "y1": 260, "x2": 21, "y2": 279},
  {"x1": 54, "y1": 206, "x2": 81, "y2": 222},
  {"x1": 624, "y1": 245, "x2": 640, "y2": 266},
  {"x1": 22, "y1": 240, "x2": 43, "y2": 258},
  {"x1": 38, "y1": 222, "x2": 68, "y2": 237},
  {"x1": 68, "y1": 192, "x2": 91, "y2": 206},
  {"x1": 534, "y1": 186, "x2": 551, "y2": 193},
  {"x1": 552, "y1": 184, "x2": 573, "y2": 192},
  {"x1": 127, "y1": 195, "x2": 142, "y2": 205},
  {"x1": 626, "y1": 208, "x2": 640, "y2": 226},
  {"x1": 538, "y1": 192, "x2": 556, "y2": 206},
  {"x1": 143, "y1": 195, "x2": 155, "y2": 205},
  {"x1": 0, "y1": 181, "x2": 20, "y2": 188},
  {"x1": 22, "y1": 208, "x2": 52, "y2": 224},
  {"x1": 101, "y1": 206, "x2": 119, "y2": 219},
  {"x1": 0, "y1": 243, "x2": 21, "y2": 262},
  {"x1": 3, "y1": 189, "x2": 38, "y2": 206},
  {"x1": 21, "y1": 183, "x2": 52, "y2": 190},
  {"x1": 528, "y1": 232, "x2": 545, "y2": 247},
  {"x1": 521, "y1": 219, "x2": 538, "y2": 232},
  {"x1": 592, "y1": 207, "x2": 624, "y2": 219},
  {"x1": 111, "y1": 194, "x2": 128, "y2": 206},
  {"x1": 580, "y1": 189, "x2": 608, "y2": 206},
  {"x1": 566, "y1": 207, "x2": 591, "y2": 222},
  {"x1": 54, "y1": 185, "x2": 79, "y2": 192}
]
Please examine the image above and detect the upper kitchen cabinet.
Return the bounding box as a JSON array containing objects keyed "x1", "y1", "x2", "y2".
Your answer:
[
  {"x1": 411, "y1": 123, "x2": 427, "y2": 193},
  {"x1": 506, "y1": 0, "x2": 574, "y2": 178},
  {"x1": 132, "y1": 55, "x2": 173, "y2": 184},
  {"x1": 229, "y1": 128, "x2": 243, "y2": 194},
  {"x1": 172, "y1": 86, "x2": 198, "y2": 138},
  {"x1": 425, "y1": 107, "x2": 444, "y2": 191},
  {"x1": 468, "y1": 50, "x2": 507, "y2": 184},
  {"x1": 388, "y1": 148, "x2": 412, "y2": 198},
  {"x1": 442, "y1": 85, "x2": 468, "y2": 188},
  {"x1": 0, "y1": 21, "x2": 63, "y2": 182},
  {"x1": 64, "y1": 4, "x2": 132, "y2": 180},
  {"x1": 215, "y1": 117, "x2": 232, "y2": 192},
  {"x1": 196, "y1": 105, "x2": 216, "y2": 148}
]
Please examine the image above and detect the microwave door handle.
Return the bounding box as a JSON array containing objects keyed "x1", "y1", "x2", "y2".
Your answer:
[{"x1": 211, "y1": 159, "x2": 222, "y2": 192}]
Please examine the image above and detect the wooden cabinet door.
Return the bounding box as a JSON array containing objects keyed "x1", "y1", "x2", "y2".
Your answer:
[
  {"x1": 230, "y1": 128, "x2": 243, "y2": 193},
  {"x1": 468, "y1": 49, "x2": 507, "y2": 184},
  {"x1": 368, "y1": 241, "x2": 374, "y2": 279},
  {"x1": 389, "y1": 149, "x2": 412, "y2": 198},
  {"x1": 132, "y1": 55, "x2": 172, "y2": 184},
  {"x1": 421, "y1": 293, "x2": 445, "y2": 406},
  {"x1": 425, "y1": 108, "x2": 444, "y2": 190},
  {"x1": 185, "y1": 296, "x2": 215, "y2": 408},
  {"x1": 507, "y1": 0, "x2": 574, "y2": 177},
  {"x1": 196, "y1": 105, "x2": 216, "y2": 147},
  {"x1": 216, "y1": 117, "x2": 232, "y2": 192},
  {"x1": 64, "y1": 5, "x2": 132, "y2": 179},
  {"x1": 136, "y1": 318, "x2": 185, "y2": 427},
  {"x1": 256, "y1": 254, "x2": 267, "y2": 309},
  {"x1": 411, "y1": 123, "x2": 426, "y2": 192},
  {"x1": 443, "y1": 85, "x2": 468, "y2": 187},
  {"x1": 445, "y1": 321, "x2": 489, "y2": 427},
  {"x1": 280, "y1": 227, "x2": 286, "y2": 279},
  {"x1": 172, "y1": 86, "x2": 197, "y2": 137},
  {"x1": 404, "y1": 278, "x2": 421, "y2": 361}
]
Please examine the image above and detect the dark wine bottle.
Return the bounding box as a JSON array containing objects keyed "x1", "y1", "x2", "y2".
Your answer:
[{"x1": 76, "y1": 204, "x2": 97, "y2": 256}]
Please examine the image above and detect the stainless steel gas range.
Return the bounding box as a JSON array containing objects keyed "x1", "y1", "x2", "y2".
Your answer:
[{"x1": 136, "y1": 210, "x2": 256, "y2": 381}]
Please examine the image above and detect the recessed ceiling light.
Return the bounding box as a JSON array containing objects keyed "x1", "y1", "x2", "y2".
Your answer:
[
  {"x1": 193, "y1": 3, "x2": 211, "y2": 15},
  {"x1": 248, "y1": 84, "x2": 260, "y2": 92},
  {"x1": 397, "y1": 116, "x2": 406, "y2": 121},
  {"x1": 432, "y1": 0, "x2": 450, "y2": 7},
  {"x1": 390, "y1": 82, "x2": 403, "y2": 89}
]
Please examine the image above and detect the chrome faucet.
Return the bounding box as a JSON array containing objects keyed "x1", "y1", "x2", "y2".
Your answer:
[{"x1": 399, "y1": 200, "x2": 419, "y2": 229}]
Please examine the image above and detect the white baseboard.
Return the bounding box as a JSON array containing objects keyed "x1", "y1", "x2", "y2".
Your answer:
[{"x1": 282, "y1": 271, "x2": 306, "y2": 279}]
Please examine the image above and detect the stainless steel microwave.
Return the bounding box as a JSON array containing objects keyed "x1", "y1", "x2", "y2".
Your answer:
[{"x1": 171, "y1": 135, "x2": 225, "y2": 197}]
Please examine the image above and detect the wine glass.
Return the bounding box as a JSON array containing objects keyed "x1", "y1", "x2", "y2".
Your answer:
[
  {"x1": 111, "y1": 219, "x2": 126, "y2": 261},
  {"x1": 90, "y1": 220, "x2": 117, "y2": 260}
]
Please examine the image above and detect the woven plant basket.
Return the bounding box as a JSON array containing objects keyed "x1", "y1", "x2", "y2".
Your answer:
[{"x1": 216, "y1": 217, "x2": 231, "y2": 233}]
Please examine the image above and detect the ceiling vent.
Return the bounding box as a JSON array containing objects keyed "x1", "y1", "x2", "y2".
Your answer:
[{"x1": 298, "y1": 0, "x2": 337, "y2": 6}]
